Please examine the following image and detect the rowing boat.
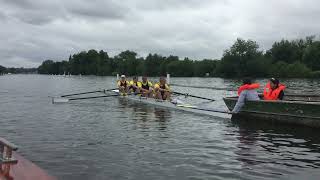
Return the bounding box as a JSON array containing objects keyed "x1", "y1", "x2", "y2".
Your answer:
[
  {"x1": 111, "y1": 90, "x2": 231, "y2": 118},
  {"x1": 223, "y1": 94, "x2": 320, "y2": 128}
]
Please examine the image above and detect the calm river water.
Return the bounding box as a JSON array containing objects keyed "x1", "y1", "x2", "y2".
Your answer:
[{"x1": 1, "y1": 75, "x2": 320, "y2": 180}]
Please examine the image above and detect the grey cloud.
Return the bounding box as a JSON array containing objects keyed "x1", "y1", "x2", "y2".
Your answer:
[
  {"x1": 129, "y1": 0, "x2": 221, "y2": 11},
  {"x1": 0, "y1": 0, "x2": 63, "y2": 25},
  {"x1": 13, "y1": 12, "x2": 57, "y2": 25},
  {"x1": 67, "y1": 0, "x2": 129, "y2": 20},
  {"x1": 0, "y1": 0, "x2": 319, "y2": 67},
  {"x1": 0, "y1": 11, "x2": 7, "y2": 21},
  {"x1": 0, "y1": 0, "x2": 131, "y2": 25},
  {"x1": 0, "y1": 0, "x2": 38, "y2": 9}
]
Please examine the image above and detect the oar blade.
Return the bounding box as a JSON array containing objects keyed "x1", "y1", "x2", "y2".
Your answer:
[
  {"x1": 52, "y1": 97, "x2": 69, "y2": 104},
  {"x1": 111, "y1": 89, "x2": 119, "y2": 93}
]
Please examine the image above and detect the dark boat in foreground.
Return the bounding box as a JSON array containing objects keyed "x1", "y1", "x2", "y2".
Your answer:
[
  {"x1": 0, "y1": 138, "x2": 55, "y2": 180},
  {"x1": 223, "y1": 94, "x2": 320, "y2": 128}
]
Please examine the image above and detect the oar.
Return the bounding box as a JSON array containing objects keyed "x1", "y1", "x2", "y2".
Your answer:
[
  {"x1": 171, "y1": 84, "x2": 320, "y2": 97},
  {"x1": 172, "y1": 91, "x2": 216, "y2": 101},
  {"x1": 61, "y1": 88, "x2": 117, "y2": 97},
  {"x1": 171, "y1": 84, "x2": 236, "y2": 91},
  {"x1": 177, "y1": 104, "x2": 232, "y2": 114},
  {"x1": 52, "y1": 94, "x2": 119, "y2": 103}
]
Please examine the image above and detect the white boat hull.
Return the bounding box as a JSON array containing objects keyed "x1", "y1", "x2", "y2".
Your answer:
[{"x1": 112, "y1": 90, "x2": 231, "y2": 119}]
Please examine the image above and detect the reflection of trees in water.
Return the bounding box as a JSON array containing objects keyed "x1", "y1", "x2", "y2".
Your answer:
[
  {"x1": 154, "y1": 108, "x2": 171, "y2": 130},
  {"x1": 234, "y1": 128, "x2": 261, "y2": 167},
  {"x1": 117, "y1": 98, "x2": 129, "y2": 106},
  {"x1": 117, "y1": 98, "x2": 171, "y2": 130},
  {"x1": 232, "y1": 119, "x2": 320, "y2": 172}
]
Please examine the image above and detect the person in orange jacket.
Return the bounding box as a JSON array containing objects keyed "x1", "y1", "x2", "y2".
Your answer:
[
  {"x1": 232, "y1": 78, "x2": 260, "y2": 113},
  {"x1": 263, "y1": 78, "x2": 285, "y2": 100}
]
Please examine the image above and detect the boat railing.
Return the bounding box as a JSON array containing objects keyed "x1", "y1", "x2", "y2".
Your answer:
[{"x1": 0, "y1": 138, "x2": 18, "y2": 164}]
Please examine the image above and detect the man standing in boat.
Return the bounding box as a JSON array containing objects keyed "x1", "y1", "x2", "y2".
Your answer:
[
  {"x1": 263, "y1": 78, "x2": 286, "y2": 100},
  {"x1": 129, "y1": 76, "x2": 141, "y2": 94},
  {"x1": 117, "y1": 75, "x2": 129, "y2": 94},
  {"x1": 232, "y1": 78, "x2": 260, "y2": 113},
  {"x1": 140, "y1": 76, "x2": 153, "y2": 97},
  {"x1": 154, "y1": 76, "x2": 171, "y2": 100}
]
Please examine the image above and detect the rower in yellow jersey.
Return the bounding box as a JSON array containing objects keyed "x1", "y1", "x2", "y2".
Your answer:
[
  {"x1": 129, "y1": 76, "x2": 141, "y2": 94},
  {"x1": 140, "y1": 76, "x2": 153, "y2": 97},
  {"x1": 154, "y1": 76, "x2": 171, "y2": 100},
  {"x1": 117, "y1": 75, "x2": 129, "y2": 94}
]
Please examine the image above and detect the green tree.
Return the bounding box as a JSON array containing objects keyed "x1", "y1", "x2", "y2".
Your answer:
[
  {"x1": 38, "y1": 60, "x2": 55, "y2": 74},
  {"x1": 267, "y1": 36, "x2": 315, "y2": 64},
  {"x1": 194, "y1": 59, "x2": 217, "y2": 77},
  {"x1": 302, "y1": 41, "x2": 320, "y2": 71},
  {"x1": 285, "y1": 61, "x2": 311, "y2": 78},
  {"x1": 144, "y1": 54, "x2": 165, "y2": 76},
  {"x1": 114, "y1": 50, "x2": 139, "y2": 75},
  {"x1": 269, "y1": 61, "x2": 289, "y2": 77},
  {"x1": 217, "y1": 38, "x2": 264, "y2": 77},
  {"x1": 0, "y1": 65, "x2": 6, "y2": 74}
]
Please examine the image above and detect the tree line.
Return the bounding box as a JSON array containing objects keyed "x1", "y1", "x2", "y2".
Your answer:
[
  {"x1": 38, "y1": 36, "x2": 320, "y2": 78},
  {"x1": 0, "y1": 66, "x2": 37, "y2": 74},
  {"x1": 38, "y1": 51, "x2": 216, "y2": 77}
]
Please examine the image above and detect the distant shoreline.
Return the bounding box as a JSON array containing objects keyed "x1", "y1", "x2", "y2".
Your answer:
[
  {"x1": 36, "y1": 36, "x2": 320, "y2": 78},
  {"x1": 3, "y1": 36, "x2": 320, "y2": 78}
]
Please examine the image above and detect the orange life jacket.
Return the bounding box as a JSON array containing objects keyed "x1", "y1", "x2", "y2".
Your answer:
[
  {"x1": 263, "y1": 82, "x2": 286, "y2": 100},
  {"x1": 238, "y1": 83, "x2": 260, "y2": 95}
]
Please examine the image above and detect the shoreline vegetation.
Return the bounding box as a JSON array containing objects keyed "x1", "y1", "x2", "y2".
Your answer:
[
  {"x1": 0, "y1": 66, "x2": 37, "y2": 75},
  {"x1": 2, "y1": 36, "x2": 320, "y2": 78}
]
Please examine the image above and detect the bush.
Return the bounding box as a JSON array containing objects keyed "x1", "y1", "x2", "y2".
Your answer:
[
  {"x1": 302, "y1": 41, "x2": 320, "y2": 71},
  {"x1": 285, "y1": 61, "x2": 311, "y2": 78},
  {"x1": 309, "y1": 71, "x2": 320, "y2": 78},
  {"x1": 269, "y1": 61, "x2": 289, "y2": 77}
]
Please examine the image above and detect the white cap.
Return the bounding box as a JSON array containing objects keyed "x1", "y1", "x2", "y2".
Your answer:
[{"x1": 121, "y1": 75, "x2": 126, "y2": 78}]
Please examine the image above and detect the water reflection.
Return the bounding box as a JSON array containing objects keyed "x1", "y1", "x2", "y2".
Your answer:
[
  {"x1": 232, "y1": 119, "x2": 320, "y2": 178},
  {"x1": 117, "y1": 98, "x2": 171, "y2": 131},
  {"x1": 154, "y1": 108, "x2": 171, "y2": 130}
]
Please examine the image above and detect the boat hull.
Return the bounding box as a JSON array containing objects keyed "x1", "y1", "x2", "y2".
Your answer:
[
  {"x1": 117, "y1": 94, "x2": 231, "y2": 119},
  {"x1": 223, "y1": 97, "x2": 320, "y2": 128}
]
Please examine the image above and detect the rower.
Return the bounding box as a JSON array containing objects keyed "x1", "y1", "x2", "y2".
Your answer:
[
  {"x1": 263, "y1": 78, "x2": 286, "y2": 100},
  {"x1": 140, "y1": 76, "x2": 153, "y2": 97},
  {"x1": 117, "y1": 75, "x2": 129, "y2": 94},
  {"x1": 154, "y1": 76, "x2": 171, "y2": 100},
  {"x1": 129, "y1": 76, "x2": 141, "y2": 94}
]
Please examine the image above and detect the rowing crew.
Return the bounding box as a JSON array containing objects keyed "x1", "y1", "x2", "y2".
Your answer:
[{"x1": 117, "y1": 75, "x2": 171, "y2": 100}]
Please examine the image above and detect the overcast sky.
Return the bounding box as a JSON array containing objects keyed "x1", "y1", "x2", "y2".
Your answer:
[{"x1": 0, "y1": 0, "x2": 319, "y2": 67}]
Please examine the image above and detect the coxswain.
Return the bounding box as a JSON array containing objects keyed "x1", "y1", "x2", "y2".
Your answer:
[
  {"x1": 232, "y1": 78, "x2": 260, "y2": 113},
  {"x1": 154, "y1": 76, "x2": 171, "y2": 100},
  {"x1": 129, "y1": 76, "x2": 141, "y2": 94},
  {"x1": 140, "y1": 76, "x2": 153, "y2": 97},
  {"x1": 117, "y1": 75, "x2": 129, "y2": 94},
  {"x1": 263, "y1": 78, "x2": 285, "y2": 100}
]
